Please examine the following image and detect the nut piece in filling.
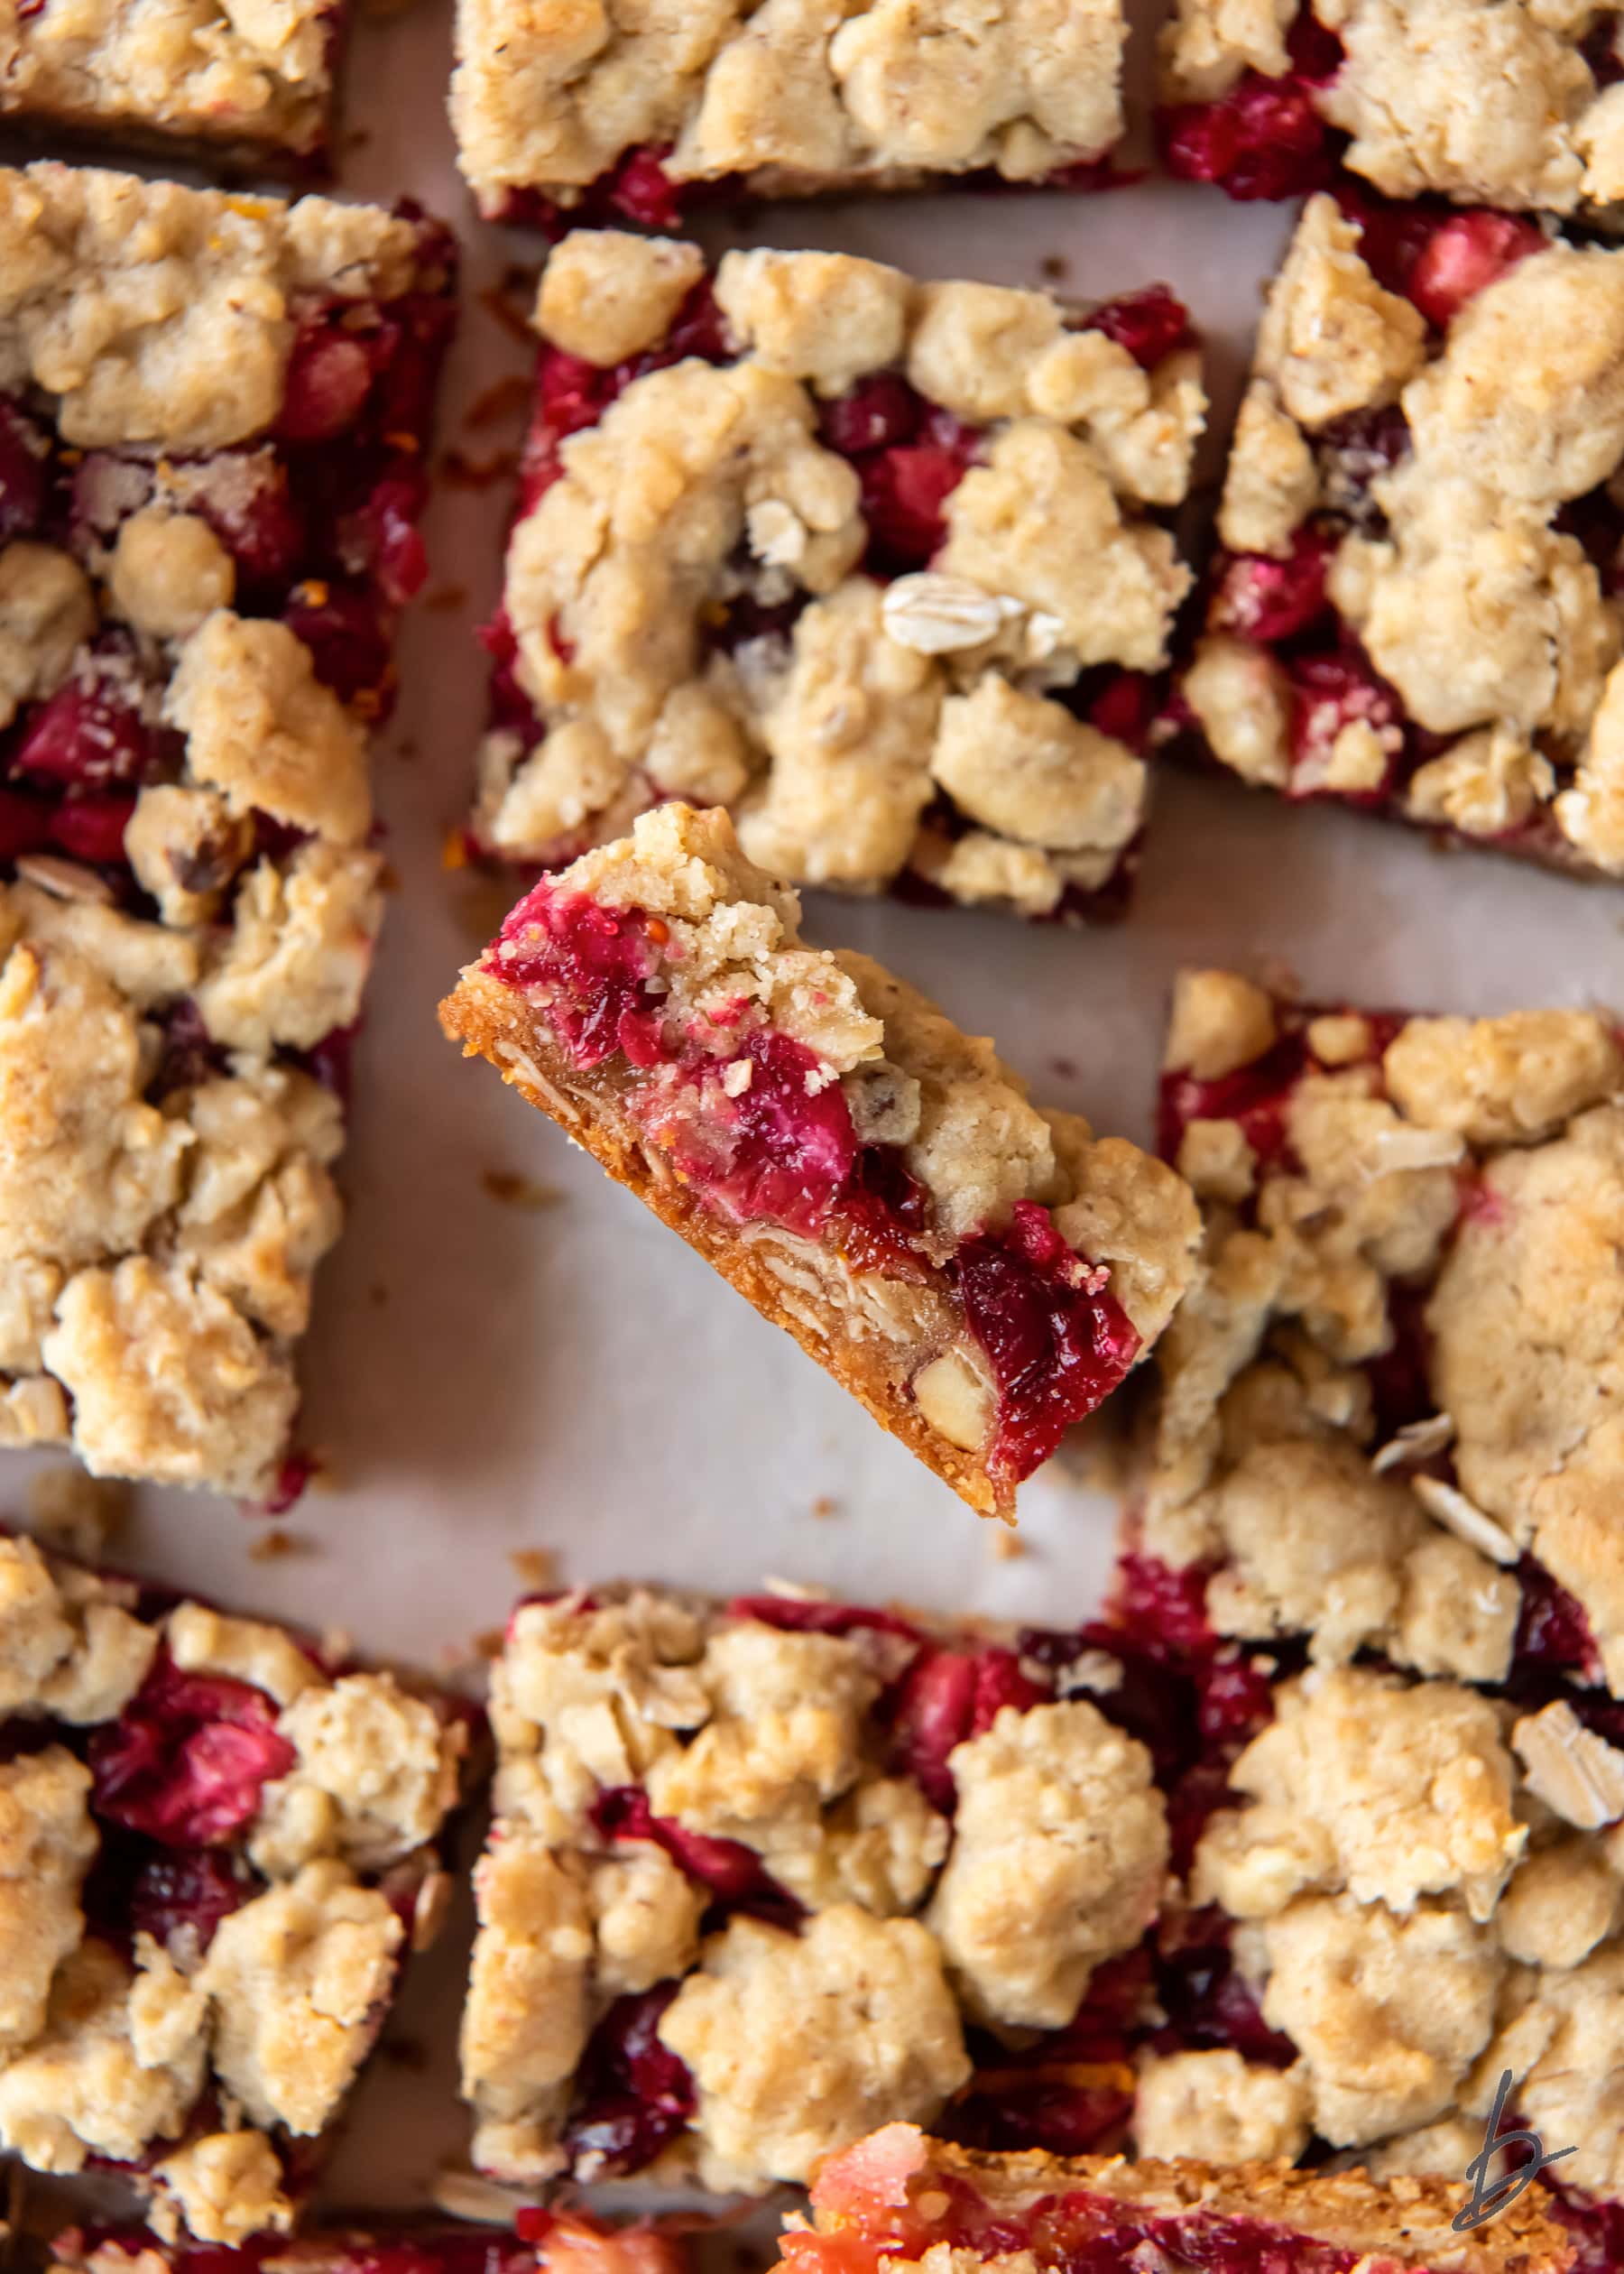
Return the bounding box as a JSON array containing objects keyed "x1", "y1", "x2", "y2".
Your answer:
[
  {"x1": 0, "y1": 1527, "x2": 470, "y2": 2241},
  {"x1": 1166, "y1": 190, "x2": 1624, "y2": 884},
  {"x1": 773, "y1": 2122, "x2": 1574, "y2": 2273},
  {"x1": 1158, "y1": 0, "x2": 1624, "y2": 213},
  {"x1": 451, "y1": 0, "x2": 1129, "y2": 224},
  {"x1": 465, "y1": 234, "x2": 1204, "y2": 928},
  {"x1": 0, "y1": 162, "x2": 455, "y2": 1501},
  {"x1": 460, "y1": 1583, "x2": 1173, "y2": 2190},
  {"x1": 439, "y1": 802, "x2": 1200, "y2": 1515}
]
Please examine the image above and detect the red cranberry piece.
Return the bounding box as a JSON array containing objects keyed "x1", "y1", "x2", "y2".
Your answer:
[
  {"x1": 278, "y1": 318, "x2": 377, "y2": 442},
  {"x1": 658, "y1": 280, "x2": 729, "y2": 366},
  {"x1": 725, "y1": 1595, "x2": 922, "y2": 1641},
  {"x1": 860, "y1": 430, "x2": 979, "y2": 564},
  {"x1": 151, "y1": 998, "x2": 227, "y2": 1098},
  {"x1": 1105, "y1": 1552, "x2": 1217, "y2": 1660},
  {"x1": 818, "y1": 374, "x2": 923, "y2": 456},
  {"x1": 90, "y1": 1653, "x2": 298, "y2": 1847},
  {"x1": 1023, "y1": 1622, "x2": 1198, "y2": 1781},
  {"x1": 836, "y1": 1142, "x2": 934, "y2": 1276},
  {"x1": 893, "y1": 1645, "x2": 1047, "y2": 1812},
  {"x1": 1196, "y1": 1653, "x2": 1276, "y2": 1746},
  {"x1": 340, "y1": 470, "x2": 429, "y2": 606},
  {"x1": 282, "y1": 581, "x2": 393, "y2": 703},
  {"x1": 0, "y1": 400, "x2": 47, "y2": 541},
  {"x1": 945, "y1": 2075, "x2": 1132, "y2": 2160},
  {"x1": 204, "y1": 459, "x2": 306, "y2": 591},
  {"x1": 1084, "y1": 670, "x2": 1156, "y2": 751},
  {"x1": 0, "y1": 787, "x2": 53, "y2": 864},
  {"x1": 1158, "y1": 1028, "x2": 1308, "y2": 1167},
  {"x1": 1160, "y1": 73, "x2": 1333, "y2": 200},
  {"x1": 592, "y1": 1785, "x2": 801, "y2": 1918},
  {"x1": 561, "y1": 1983, "x2": 697, "y2": 2177},
  {"x1": 49, "y1": 794, "x2": 136, "y2": 866},
  {"x1": 606, "y1": 146, "x2": 684, "y2": 230},
  {"x1": 1083, "y1": 284, "x2": 1191, "y2": 370},
  {"x1": 1514, "y1": 1557, "x2": 1602, "y2": 1680},
  {"x1": 540, "y1": 348, "x2": 617, "y2": 439},
  {"x1": 955, "y1": 1201, "x2": 1141, "y2": 1482},
  {"x1": 1156, "y1": 1909, "x2": 1298, "y2": 2063},
  {"x1": 1213, "y1": 526, "x2": 1333, "y2": 641},
  {"x1": 703, "y1": 1029, "x2": 861, "y2": 1235},
  {"x1": 128, "y1": 1848, "x2": 251, "y2": 1954},
  {"x1": 1287, "y1": 648, "x2": 1402, "y2": 796},
  {"x1": 13, "y1": 658, "x2": 153, "y2": 790},
  {"x1": 489, "y1": 883, "x2": 666, "y2": 1068},
  {"x1": 1404, "y1": 210, "x2": 1546, "y2": 328}
]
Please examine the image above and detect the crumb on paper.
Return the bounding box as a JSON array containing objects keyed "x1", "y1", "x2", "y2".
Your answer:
[
  {"x1": 1049, "y1": 1056, "x2": 1078, "y2": 1079},
  {"x1": 249, "y1": 1528, "x2": 314, "y2": 1563},
  {"x1": 24, "y1": 1469, "x2": 127, "y2": 1561},
  {"x1": 441, "y1": 448, "x2": 520, "y2": 490},
  {"x1": 811, "y1": 1495, "x2": 841, "y2": 1520},
  {"x1": 482, "y1": 1169, "x2": 565, "y2": 1210},
  {"x1": 467, "y1": 375, "x2": 535, "y2": 430},
  {"x1": 510, "y1": 1546, "x2": 560, "y2": 1589},
  {"x1": 480, "y1": 273, "x2": 540, "y2": 346},
  {"x1": 990, "y1": 1529, "x2": 1028, "y2": 1562},
  {"x1": 424, "y1": 586, "x2": 470, "y2": 614},
  {"x1": 1040, "y1": 254, "x2": 1070, "y2": 282},
  {"x1": 382, "y1": 2036, "x2": 430, "y2": 2073},
  {"x1": 379, "y1": 861, "x2": 402, "y2": 893}
]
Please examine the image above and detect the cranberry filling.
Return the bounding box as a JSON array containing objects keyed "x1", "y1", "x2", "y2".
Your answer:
[
  {"x1": 488, "y1": 883, "x2": 666, "y2": 1068},
  {"x1": 1157, "y1": 1031, "x2": 1310, "y2": 1166},
  {"x1": 559, "y1": 1983, "x2": 697, "y2": 2178},
  {"x1": 687, "y1": 1029, "x2": 861, "y2": 1235},
  {"x1": 1512, "y1": 1558, "x2": 1604, "y2": 1685},
  {"x1": 852, "y1": 402, "x2": 984, "y2": 570},
  {"x1": 521, "y1": 281, "x2": 729, "y2": 508},
  {"x1": 1403, "y1": 209, "x2": 1546, "y2": 328},
  {"x1": 1213, "y1": 527, "x2": 1334, "y2": 642},
  {"x1": 893, "y1": 1645, "x2": 1052, "y2": 1812},
  {"x1": 724, "y1": 1595, "x2": 922, "y2": 1641},
  {"x1": 1159, "y1": 68, "x2": 1337, "y2": 201},
  {"x1": 127, "y1": 1848, "x2": 254, "y2": 1954},
  {"x1": 0, "y1": 399, "x2": 47, "y2": 541},
  {"x1": 88, "y1": 1653, "x2": 298, "y2": 1848},
  {"x1": 955, "y1": 1201, "x2": 1140, "y2": 1480},
  {"x1": 591, "y1": 1784, "x2": 802, "y2": 1923},
  {"x1": 1080, "y1": 286, "x2": 1192, "y2": 371},
  {"x1": 10, "y1": 650, "x2": 158, "y2": 791}
]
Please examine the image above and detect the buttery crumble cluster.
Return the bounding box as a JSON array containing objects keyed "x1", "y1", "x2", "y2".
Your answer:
[
  {"x1": 1181, "y1": 194, "x2": 1624, "y2": 873},
  {"x1": 1161, "y1": 0, "x2": 1624, "y2": 212},
  {"x1": 472, "y1": 236, "x2": 1204, "y2": 923},
  {"x1": 451, "y1": 0, "x2": 1126, "y2": 215},
  {"x1": 0, "y1": 164, "x2": 442, "y2": 1498},
  {"x1": 0, "y1": 0, "x2": 337, "y2": 166},
  {"x1": 461, "y1": 1587, "x2": 1171, "y2": 2191},
  {"x1": 0, "y1": 1532, "x2": 466, "y2": 2242},
  {"x1": 1130, "y1": 968, "x2": 1624, "y2": 2205}
]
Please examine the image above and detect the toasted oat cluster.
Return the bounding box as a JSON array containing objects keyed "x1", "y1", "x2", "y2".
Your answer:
[
  {"x1": 460, "y1": 1583, "x2": 1180, "y2": 2192},
  {"x1": 1, "y1": 0, "x2": 342, "y2": 170},
  {"x1": 467, "y1": 235, "x2": 1204, "y2": 928},
  {"x1": 441, "y1": 804, "x2": 1199, "y2": 1513},
  {"x1": 0, "y1": 162, "x2": 454, "y2": 1501},
  {"x1": 1159, "y1": 0, "x2": 1624, "y2": 210},
  {"x1": 0, "y1": 1529, "x2": 469, "y2": 2242},
  {"x1": 450, "y1": 0, "x2": 1127, "y2": 223},
  {"x1": 1148, "y1": 968, "x2": 1624, "y2": 1696},
  {"x1": 779, "y1": 2123, "x2": 1573, "y2": 2274},
  {"x1": 1167, "y1": 192, "x2": 1624, "y2": 879}
]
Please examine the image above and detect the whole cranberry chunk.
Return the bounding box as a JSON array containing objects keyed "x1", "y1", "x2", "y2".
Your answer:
[
  {"x1": 1213, "y1": 526, "x2": 1333, "y2": 641},
  {"x1": 1160, "y1": 73, "x2": 1333, "y2": 200},
  {"x1": 606, "y1": 147, "x2": 684, "y2": 231},
  {"x1": 705, "y1": 1029, "x2": 860, "y2": 1235},
  {"x1": 0, "y1": 788, "x2": 53, "y2": 865},
  {"x1": 560, "y1": 1983, "x2": 697, "y2": 2177},
  {"x1": 282, "y1": 581, "x2": 393, "y2": 702},
  {"x1": 1405, "y1": 210, "x2": 1546, "y2": 329},
  {"x1": 129, "y1": 1848, "x2": 252, "y2": 1955},
  {"x1": 278, "y1": 319, "x2": 377, "y2": 442},
  {"x1": 89, "y1": 1654, "x2": 298, "y2": 1847},
  {"x1": 12, "y1": 657, "x2": 154, "y2": 790},
  {"x1": 817, "y1": 375, "x2": 922, "y2": 456},
  {"x1": 1083, "y1": 285, "x2": 1192, "y2": 370},
  {"x1": 49, "y1": 794, "x2": 137, "y2": 866}
]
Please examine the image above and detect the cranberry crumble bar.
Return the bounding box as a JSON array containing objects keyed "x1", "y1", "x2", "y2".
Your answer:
[
  {"x1": 460, "y1": 1582, "x2": 1178, "y2": 2190},
  {"x1": 0, "y1": 162, "x2": 454, "y2": 1501},
  {"x1": 1158, "y1": 0, "x2": 1624, "y2": 210},
  {"x1": 449, "y1": 0, "x2": 1128, "y2": 226},
  {"x1": 1, "y1": 0, "x2": 346, "y2": 172},
  {"x1": 0, "y1": 1529, "x2": 471, "y2": 2242},
  {"x1": 50, "y1": 2212, "x2": 686, "y2": 2274},
  {"x1": 777, "y1": 2124, "x2": 1573, "y2": 2274},
  {"x1": 1166, "y1": 191, "x2": 1624, "y2": 877},
  {"x1": 440, "y1": 803, "x2": 1199, "y2": 1513},
  {"x1": 466, "y1": 236, "x2": 1204, "y2": 926}
]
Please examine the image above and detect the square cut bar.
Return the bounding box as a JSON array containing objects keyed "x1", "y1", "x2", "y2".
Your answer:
[
  {"x1": 439, "y1": 802, "x2": 1200, "y2": 1515},
  {"x1": 778, "y1": 2126, "x2": 1575, "y2": 2274},
  {"x1": 1147, "y1": 970, "x2": 1624, "y2": 1695},
  {"x1": 1, "y1": 0, "x2": 346, "y2": 173},
  {"x1": 449, "y1": 0, "x2": 1127, "y2": 226},
  {"x1": 50, "y1": 2214, "x2": 686, "y2": 2274},
  {"x1": 460, "y1": 1581, "x2": 1186, "y2": 2192},
  {"x1": 466, "y1": 234, "x2": 1204, "y2": 928},
  {"x1": 1167, "y1": 190, "x2": 1624, "y2": 880},
  {"x1": 0, "y1": 1528, "x2": 472, "y2": 2242},
  {"x1": 0, "y1": 162, "x2": 454, "y2": 1502},
  {"x1": 1158, "y1": 0, "x2": 1624, "y2": 211}
]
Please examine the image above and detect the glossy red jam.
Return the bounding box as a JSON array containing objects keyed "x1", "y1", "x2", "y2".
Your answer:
[
  {"x1": 89, "y1": 1653, "x2": 299, "y2": 1848},
  {"x1": 1158, "y1": 11, "x2": 1343, "y2": 199},
  {"x1": 560, "y1": 1983, "x2": 697, "y2": 2177},
  {"x1": 590, "y1": 1785, "x2": 802, "y2": 1923}
]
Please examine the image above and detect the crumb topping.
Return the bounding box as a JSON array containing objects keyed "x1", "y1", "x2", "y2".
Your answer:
[
  {"x1": 450, "y1": 0, "x2": 1125, "y2": 209},
  {"x1": 1132, "y1": 2048, "x2": 1311, "y2": 2165}
]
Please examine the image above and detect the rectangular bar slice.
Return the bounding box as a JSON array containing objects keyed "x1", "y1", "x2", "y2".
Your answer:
[
  {"x1": 1158, "y1": 0, "x2": 1624, "y2": 212},
  {"x1": 449, "y1": 5, "x2": 1129, "y2": 225},
  {"x1": 440, "y1": 801, "x2": 1200, "y2": 1513},
  {"x1": 1147, "y1": 967, "x2": 1624, "y2": 1693},
  {"x1": 1166, "y1": 190, "x2": 1624, "y2": 882},
  {"x1": 0, "y1": 161, "x2": 454, "y2": 1502},
  {"x1": 1, "y1": 0, "x2": 345, "y2": 173},
  {"x1": 460, "y1": 1580, "x2": 1183, "y2": 2191},
  {"x1": 779, "y1": 2126, "x2": 1575, "y2": 2274},
  {"x1": 50, "y1": 2213, "x2": 685, "y2": 2274},
  {"x1": 0, "y1": 1527, "x2": 472, "y2": 2242},
  {"x1": 466, "y1": 234, "x2": 1204, "y2": 927}
]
